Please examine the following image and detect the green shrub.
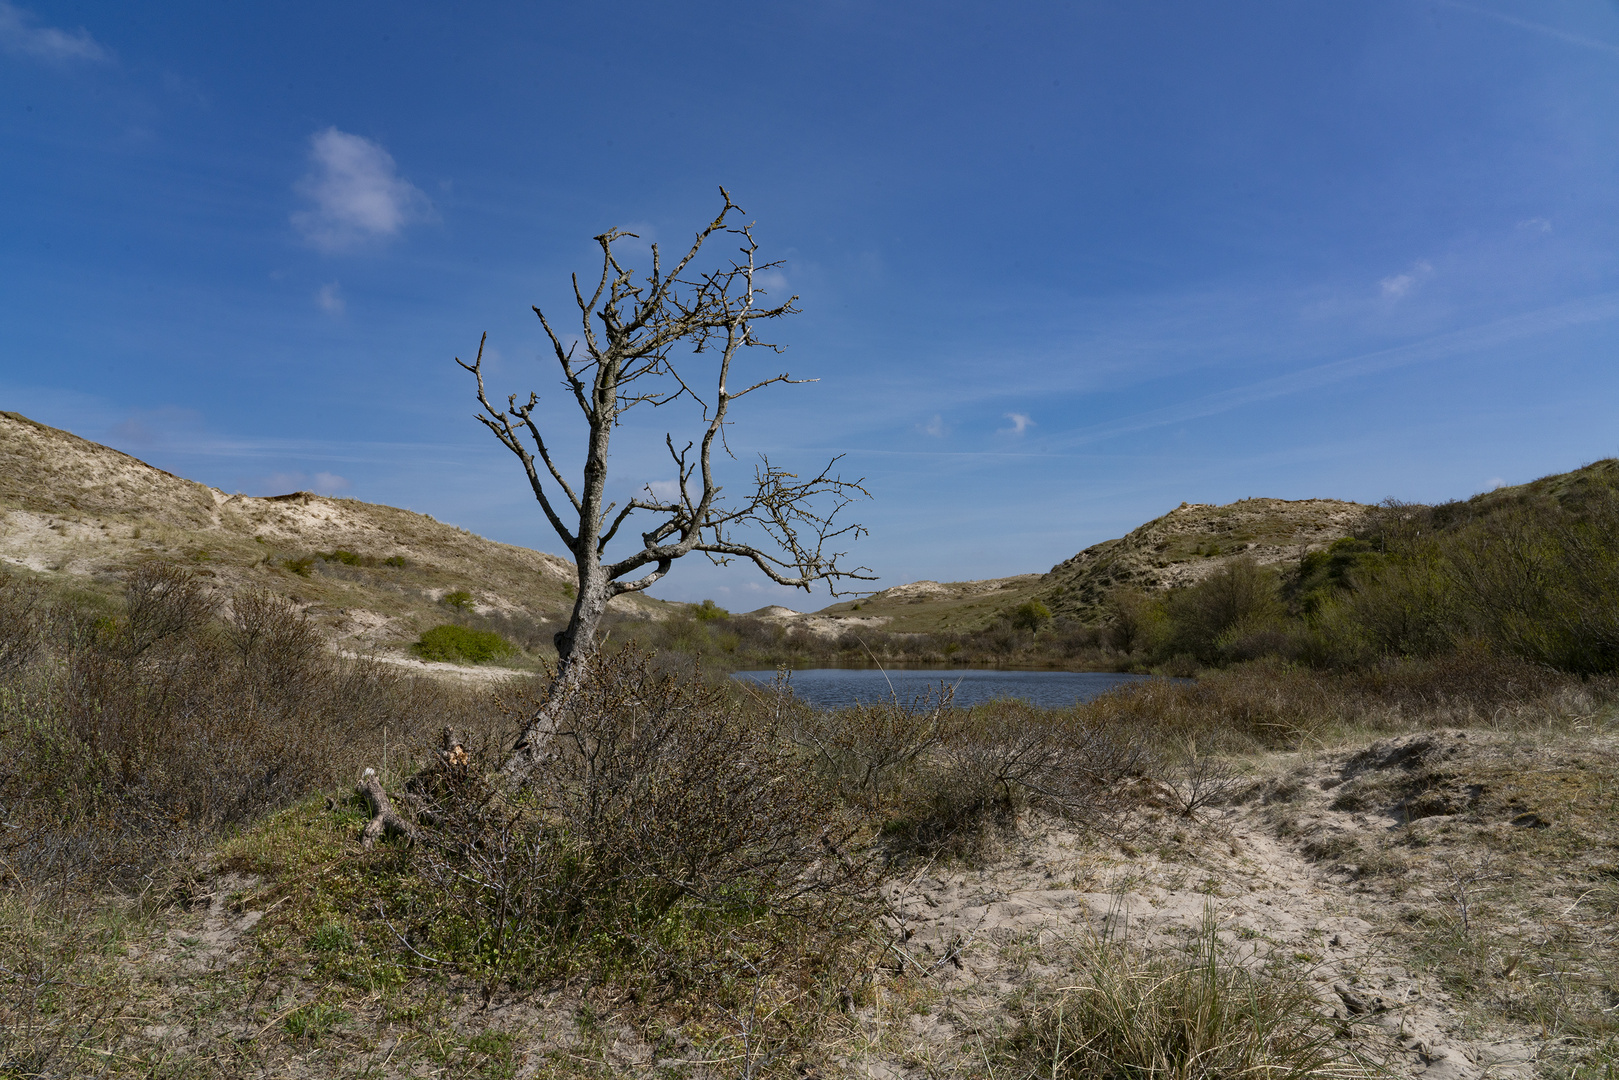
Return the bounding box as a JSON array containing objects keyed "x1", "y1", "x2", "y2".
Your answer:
[
  {"x1": 1163, "y1": 558, "x2": 1283, "y2": 663},
  {"x1": 319, "y1": 549, "x2": 365, "y2": 566},
  {"x1": 691, "y1": 598, "x2": 729, "y2": 622},
  {"x1": 1103, "y1": 588, "x2": 1160, "y2": 654},
  {"x1": 281, "y1": 556, "x2": 315, "y2": 577},
  {"x1": 412, "y1": 624, "x2": 515, "y2": 664},
  {"x1": 440, "y1": 589, "x2": 474, "y2": 611},
  {"x1": 1011, "y1": 599, "x2": 1053, "y2": 633}
]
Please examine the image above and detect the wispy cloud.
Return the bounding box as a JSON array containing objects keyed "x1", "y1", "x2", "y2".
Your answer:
[
  {"x1": 315, "y1": 282, "x2": 345, "y2": 315},
  {"x1": 1517, "y1": 217, "x2": 1552, "y2": 234},
  {"x1": 255, "y1": 470, "x2": 351, "y2": 496},
  {"x1": 1049, "y1": 291, "x2": 1619, "y2": 450},
  {"x1": 918, "y1": 414, "x2": 946, "y2": 437},
  {"x1": 291, "y1": 128, "x2": 433, "y2": 253},
  {"x1": 1379, "y1": 260, "x2": 1433, "y2": 299},
  {"x1": 108, "y1": 406, "x2": 204, "y2": 449},
  {"x1": 0, "y1": 1, "x2": 109, "y2": 63},
  {"x1": 1001, "y1": 412, "x2": 1035, "y2": 436},
  {"x1": 1431, "y1": 0, "x2": 1619, "y2": 60}
]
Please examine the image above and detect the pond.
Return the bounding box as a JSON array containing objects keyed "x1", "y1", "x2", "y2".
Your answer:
[{"x1": 730, "y1": 668, "x2": 1158, "y2": 711}]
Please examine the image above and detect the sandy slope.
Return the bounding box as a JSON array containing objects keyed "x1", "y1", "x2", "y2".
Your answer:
[{"x1": 97, "y1": 723, "x2": 1617, "y2": 1078}]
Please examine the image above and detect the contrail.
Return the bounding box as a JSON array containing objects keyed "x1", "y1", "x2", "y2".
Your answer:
[
  {"x1": 1428, "y1": 0, "x2": 1619, "y2": 59},
  {"x1": 1048, "y1": 291, "x2": 1619, "y2": 450}
]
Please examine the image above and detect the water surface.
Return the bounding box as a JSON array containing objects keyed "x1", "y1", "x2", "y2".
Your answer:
[{"x1": 731, "y1": 668, "x2": 1155, "y2": 711}]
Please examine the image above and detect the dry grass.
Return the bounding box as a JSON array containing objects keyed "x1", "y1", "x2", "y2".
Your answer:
[{"x1": 998, "y1": 911, "x2": 1382, "y2": 1080}]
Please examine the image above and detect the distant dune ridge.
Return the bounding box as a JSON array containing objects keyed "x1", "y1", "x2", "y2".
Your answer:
[
  {"x1": 0, "y1": 409, "x2": 1380, "y2": 648},
  {"x1": 0, "y1": 411, "x2": 664, "y2": 659},
  {"x1": 809, "y1": 499, "x2": 1374, "y2": 633}
]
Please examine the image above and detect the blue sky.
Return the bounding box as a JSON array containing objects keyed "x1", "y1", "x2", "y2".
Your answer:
[{"x1": 4, "y1": 1, "x2": 1619, "y2": 608}]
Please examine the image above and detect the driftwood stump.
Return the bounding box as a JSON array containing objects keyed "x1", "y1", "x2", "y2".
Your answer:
[
  {"x1": 359, "y1": 768, "x2": 414, "y2": 848},
  {"x1": 358, "y1": 728, "x2": 470, "y2": 847}
]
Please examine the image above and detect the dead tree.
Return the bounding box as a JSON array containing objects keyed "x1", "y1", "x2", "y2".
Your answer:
[{"x1": 458, "y1": 189, "x2": 872, "y2": 784}]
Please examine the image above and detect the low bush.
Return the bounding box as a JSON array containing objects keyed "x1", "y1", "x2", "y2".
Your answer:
[
  {"x1": 1069, "y1": 649, "x2": 1607, "y2": 755},
  {"x1": 691, "y1": 598, "x2": 729, "y2": 622},
  {"x1": 761, "y1": 676, "x2": 1154, "y2": 857},
  {"x1": 884, "y1": 700, "x2": 1155, "y2": 856},
  {"x1": 394, "y1": 647, "x2": 871, "y2": 1002},
  {"x1": 412, "y1": 623, "x2": 516, "y2": 664},
  {"x1": 0, "y1": 565, "x2": 486, "y2": 891},
  {"x1": 1012, "y1": 599, "x2": 1053, "y2": 632}
]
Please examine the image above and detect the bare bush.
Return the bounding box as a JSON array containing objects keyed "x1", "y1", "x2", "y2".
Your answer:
[
  {"x1": 401, "y1": 647, "x2": 870, "y2": 993},
  {"x1": 0, "y1": 570, "x2": 43, "y2": 675},
  {"x1": 0, "y1": 573, "x2": 486, "y2": 889},
  {"x1": 1168, "y1": 751, "x2": 1245, "y2": 816},
  {"x1": 853, "y1": 699, "x2": 1156, "y2": 857},
  {"x1": 120, "y1": 560, "x2": 218, "y2": 658},
  {"x1": 783, "y1": 680, "x2": 949, "y2": 812},
  {"x1": 224, "y1": 587, "x2": 321, "y2": 672}
]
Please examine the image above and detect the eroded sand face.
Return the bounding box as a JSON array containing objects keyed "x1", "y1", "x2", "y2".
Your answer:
[{"x1": 856, "y1": 726, "x2": 1617, "y2": 1079}]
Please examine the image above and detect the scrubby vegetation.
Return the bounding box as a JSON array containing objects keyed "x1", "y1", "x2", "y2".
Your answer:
[
  {"x1": 1097, "y1": 472, "x2": 1619, "y2": 677},
  {"x1": 3, "y1": 491, "x2": 1618, "y2": 1075},
  {"x1": 604, "y1": 599, "x2": 1121, "y2": 672},
  {"x1": 642, "y1": 464, "x2": 1619, "y2": 682}
]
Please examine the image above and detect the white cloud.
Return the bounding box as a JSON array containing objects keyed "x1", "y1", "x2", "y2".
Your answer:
[
  {"x1": 1516, "y1": 217, "x2": 1552, "y2": 234},
  {"x1": 645, "y1": 479, "x2": 683, "y2": 502},
  {"x1": 0, "y1": 1, "x2": 109, "y2": 63},
  {"x1": 313, "y1": 472, "x2": 350, "y2": 494},
  {"x1": 918, "y1": 414, "x2": 946, "y2": 437},
  {"x1": 1001, "y1": 412, "x2": 1035, "y2": 436},
  {"x1": 753, "y1": 268, "x2": 789, "y2": 295},
  {"x1": 315, "y1": 282, "x2": 345, "y2": 315},
  {"x1": 1379, "y1": 260, "x2": 1434, "y2": 300},
  {"x1": 291, "y1": 128, "x2": 433, "y2": 252}
]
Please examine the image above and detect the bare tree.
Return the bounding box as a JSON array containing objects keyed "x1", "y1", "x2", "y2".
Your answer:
[{"x1": 458, "y1": 189, "x2": 871, "y2": 780}]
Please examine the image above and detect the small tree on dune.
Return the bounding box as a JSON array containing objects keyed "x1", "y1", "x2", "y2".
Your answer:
[{"x1": 458, "y1": 189, "x2": 872, "y2": 782}]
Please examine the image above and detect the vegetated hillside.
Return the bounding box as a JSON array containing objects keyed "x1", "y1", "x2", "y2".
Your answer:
[
  {"x1": 792, "y1": 574, "x2": 1046, "y2": 635},
  {"x1": 807, "y1": 497, "x2": 1373, "y2": 634},
  {"x1": 1424, "y1": 456, "x2": 1619, "y2": 521},
  {"x1": 1038, "y1": 497, "x2": 1375, "y2": 621},
  {"x1": 0, "y1": 411, "x2": 670, "y2": 658}
]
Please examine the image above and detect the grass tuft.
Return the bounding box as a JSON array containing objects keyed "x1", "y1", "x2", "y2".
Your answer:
[{"x1": 1001, "y1": 909, "x2": 1381, "y2": 1080}]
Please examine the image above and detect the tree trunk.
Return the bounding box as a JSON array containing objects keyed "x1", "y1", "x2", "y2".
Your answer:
[{"x1": 498, "y1": 562, "x2": 612, "y2": 786}]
